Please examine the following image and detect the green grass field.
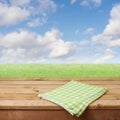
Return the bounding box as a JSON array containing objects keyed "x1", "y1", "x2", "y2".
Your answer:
[{"x1": 0, "y1": 64, "x2": 120, "y2": 78}]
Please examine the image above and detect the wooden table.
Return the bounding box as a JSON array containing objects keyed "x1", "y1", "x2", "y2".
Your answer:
[{"x1": 0, "y1": 78, "x2": 120, "y2": 120}]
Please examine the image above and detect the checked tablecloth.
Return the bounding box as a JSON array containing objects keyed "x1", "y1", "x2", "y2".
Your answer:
[{"x1": 38, "y1": 80, "x2": 107, "y2": 117}]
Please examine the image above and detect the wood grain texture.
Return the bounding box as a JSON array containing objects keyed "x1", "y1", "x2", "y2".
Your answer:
[
  {"x1": 0, "y1": 78, "x2": 120, "y2": 120},
  {"x1": 0, "y1": 109, "x2": 119, "y2": 120}
]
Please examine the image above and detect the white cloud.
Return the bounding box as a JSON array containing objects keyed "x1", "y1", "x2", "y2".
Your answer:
[
  {"x1": 0, "y1": 0, "x2": 57, "y2": 26},
  {"x1": 27, "y1": 0, "x2": 57, "y2": 26},
  {"x1": 0, "y1": 3, "x2": 30, "y2": 25},
  {"x1": 92, "y1": 4, "x2": 120, "y2": 47},
  {"x1": 28, "y1": 18, "x2": 47, "y2": 27},
  {"x1": 103, "y1": 4, "x2": 120, "y2": 36},
  {"x1": 1, "y1": 48, "x2": 26, "y2": 60},
  {"x1": 26, "y1": 0, "x2": 57, "y2": 16},
  {"x1": 27, "y1": 0, "x2": 57, "y2": 27},
  {"x1": 95, "y1": 49, "x2": 116, "y2": 63},
  {"x1": 38, "y1": 0, "x2": 57, "y2": 13},
  {"x1": 70, "y1": 0, "x2": 77, "y2": 4},
  {"x1": 70, "y1": 0, "x2": 101, "y2": 6},
  {"x1": 0, "y1": 29, "x2": 77, "y2": 63},
  {"x1": 10, "y1": 0, "x2": 31, "y2": 6},
  {"x1": 42, "y1": 29, "x2": 77, "y2": 58},
  {"x1": 0, "y1": 30, "x2": 39, "y2": 49},
  {"x1": 49, "y1": 40, "x2": 75, "y2": 58},
  {"x1": 0, "y1": 47, "x2": 47, "y2": 63},
  {"x1": 109, "y1": 39, "x2": 120, "y2": 47},
  {"x1": 92, "y1": 5, "x2": 120, "y2": 63},
  {"x1": 92, "y1": 0, "x2": 101, "y2": 5},
  {"x1": 79, "y1": 40, "x2": 89, "y2": 45},
  {"x1": 80, "y1": 0, "x2": 101, "y2": 7},
  {"x1": 84, "y1": 27, "x2": 94, "y2": 34}
]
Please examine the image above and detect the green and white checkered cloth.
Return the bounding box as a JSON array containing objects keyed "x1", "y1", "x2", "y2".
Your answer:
[{"x1": 38, "y1": 80, "x2": 107, "y2": 117}]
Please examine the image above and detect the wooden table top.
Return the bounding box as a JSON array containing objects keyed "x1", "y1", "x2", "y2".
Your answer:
[{"x1": 0, "y1": 78, "x2": 120, "y2": 110}]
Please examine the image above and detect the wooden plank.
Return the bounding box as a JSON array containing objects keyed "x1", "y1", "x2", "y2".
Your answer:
[
  {"x1": 0, "y1": 88, "x2": 119, "y2": 96},
  {"x1": 0, "y1": 83, "x2": 119, "y2": 99},
  {"x1": 0, "y1": 94, "x2": 119, "y2": 100},
  {"x1": 0, "y1": 80, "x2": 120, "y2": 85},
  {"x1": 0, "y1": 78, "x2": 120, "y2": 81},
  {"x1": 0, "y1": 93, "x2": 38, "y2": 100},
  {"x1": 0, "y1": 84, "x2": 119, "y2": 89},
  {"x1": 0, "y1": 84, "x2": 62, "y2": 88},
  {"x1": 0, "y1": 109, "x2": 119, "y2": 120},
  {"x1": 0, "y1": 100, "x2": 61, "y2": 110},
  {"x1": 0, "y1": 88, "x2": 37, "y2": 94},
  {"x1": 0, "y1": 91, "x2": 119, "y2": 100},
  {"x1": 100, "y1": 94, "x2": 120, "y2": 100},
  {"x1": 0, "y1": 100, "x2": 119, "y2": 110}
]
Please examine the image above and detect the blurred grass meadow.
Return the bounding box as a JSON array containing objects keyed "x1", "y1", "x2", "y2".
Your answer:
[{"x1": 0, "y1": 64, "x2": 120, "y2": 78}]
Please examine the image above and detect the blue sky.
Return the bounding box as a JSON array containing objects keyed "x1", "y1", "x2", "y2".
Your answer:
[{"x1": 0, "y1": 0, "x2": 120, "y2": 63}]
